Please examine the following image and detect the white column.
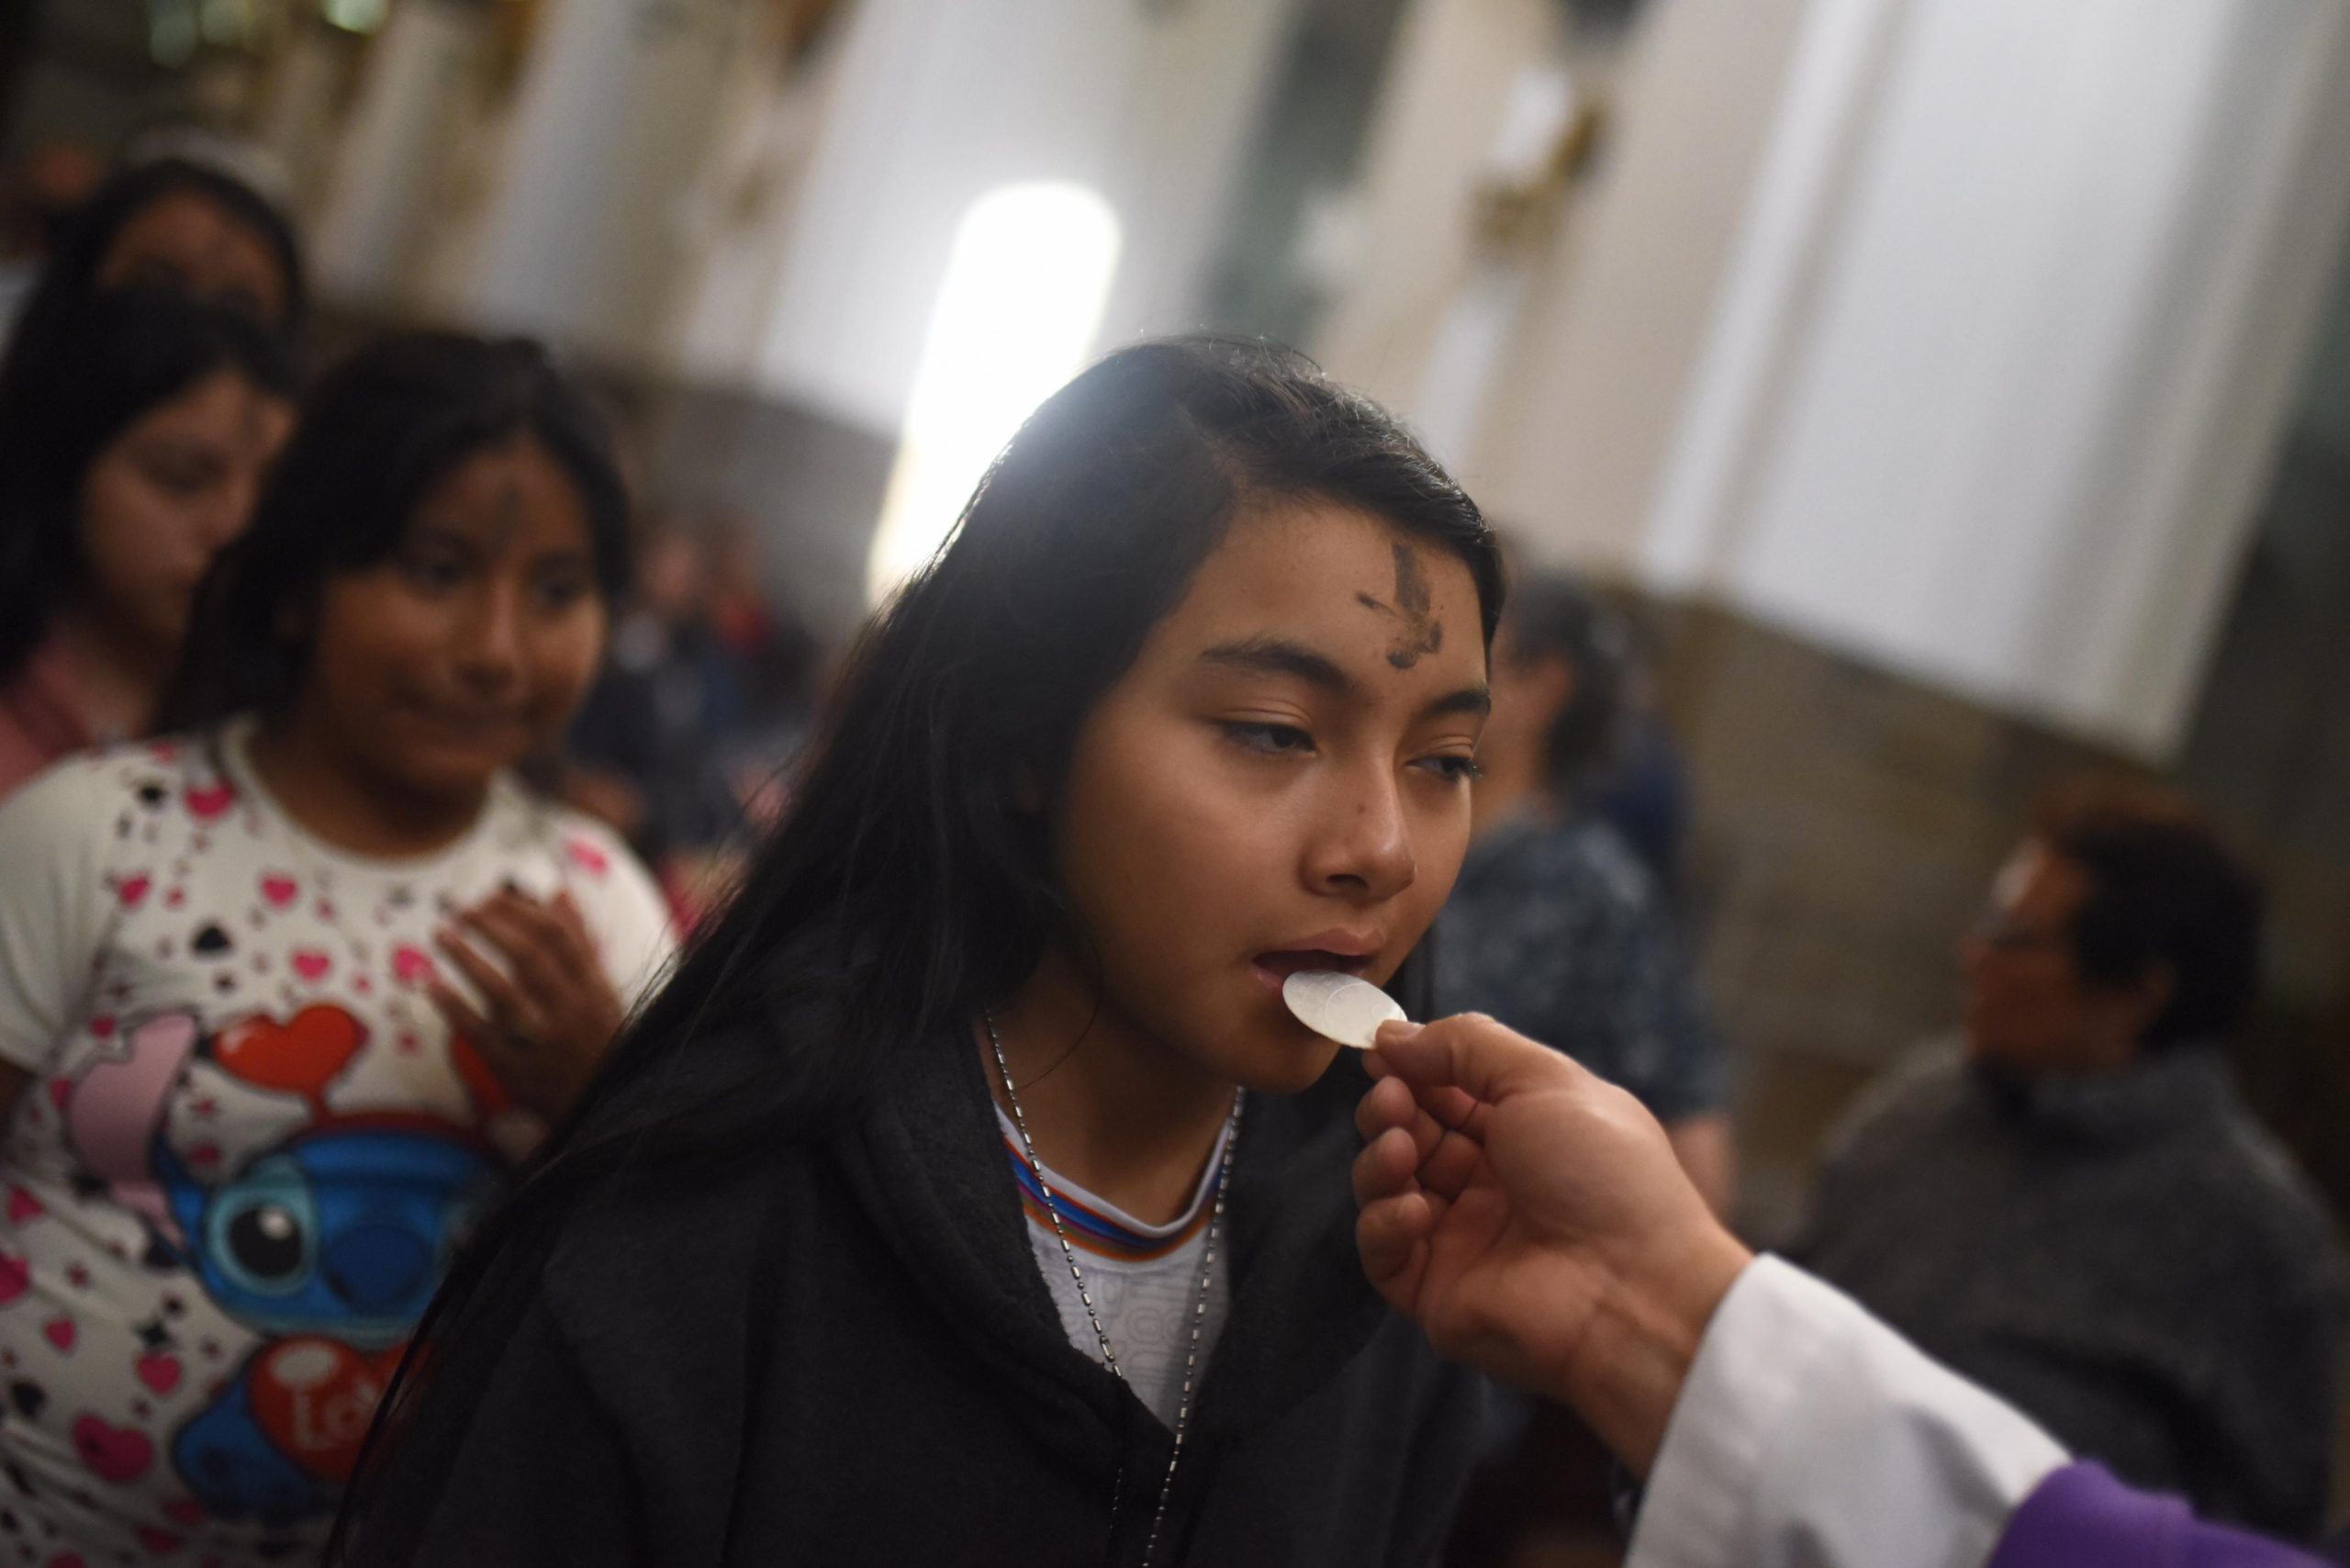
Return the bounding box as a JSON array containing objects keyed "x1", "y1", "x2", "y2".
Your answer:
[
  {"x1": 456, "y1": 0, "x2": 749, "y2": 362},
  {"x1": 307, "y1": 0, "x2": 487, "y2": 310},
  {"x1": 1470, "y1": 0, "x2": 1821, "y2": 556},
  {"x1": 1645, "y1": 0, "x2": 2350, "y2": 756},
  {"x1": 1310, "y1": 0, "x2": 1565, "y2": 426}
]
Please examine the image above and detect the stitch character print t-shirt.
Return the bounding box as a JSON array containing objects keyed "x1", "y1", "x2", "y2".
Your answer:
[{"x1": 0, "y1": 722, "x2": 674, "y2": 1563}]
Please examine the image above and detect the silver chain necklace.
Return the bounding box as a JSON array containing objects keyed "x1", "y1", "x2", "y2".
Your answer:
[{"x1": 984, "y1": 1011, "x2": 1243, "y2": 1568}]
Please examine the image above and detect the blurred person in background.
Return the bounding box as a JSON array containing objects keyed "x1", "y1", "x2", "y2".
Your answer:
[
  {"x1": 562, "y1": 518, "x2": 749, "y2": 922},
  {"x1": 1585, "y1": 608, "x2": 1695, "y2": 902},
  {"x1": 0, "y1": 332, "x2": 672, "y2": 1562},
  {"x1": 1432, "y1": 568, "x2": 1731, "y2": 1568},
  {"x1": 702, "y1": 510, "x2": 824, "y2": 778},
  {"x1": 0, "y1": 140, "x2": 104, "y2": 329},
  {"x1": 0, "y1": 288, "x2": 297, "y2": 798},
  {"x1": 0, "y1": 155, "x2": 307, "y2": 356},
  {"x1": 1434, "y1": 569, "x2": 1733, "y2": 1213},
  {"x1": 1797, "y1": 782, "x2": 2344, "y2": 1540}
]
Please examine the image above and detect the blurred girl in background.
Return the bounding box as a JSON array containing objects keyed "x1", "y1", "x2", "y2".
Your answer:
[
  {"x1": 0, "y1": 333, "x2": 672, "y2": 1562},
  {"x1": 0, "y1": 288, "x2": 296, "y2": 798}
]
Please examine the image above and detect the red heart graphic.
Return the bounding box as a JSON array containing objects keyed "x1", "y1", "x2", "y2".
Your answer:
[
  {"x1": 133, "y1": 1526, "x2": 178, "y2": 1554},
  {"x1": 259, "y1": 875, "x2": 298, "y2": 908},
  {"x1": 0, "y1": 1253, "x2": 28, "y2": 1303},
  {"x1": 391, "y1": 946, "x2": 436, "y2": 988},
  {"x1": 246, "y1": 1338, "x2": 403, "y2": 1483},
  {"x1": 183, "y1": 781, "x2": 234, "y2": 822},
  {"x1": 162, "y1": 1498, "x2": 206, "y2": 1528},
  {"x1": 89, "y1": 1016, "x2": 116, "y2": 1040},
  {"x1": 290, "y1": 951, "x2": 331, "y2": 982},
  {"x1": 45, "y1": 1079, "x2": 69, "y2": 1114},
  {"x1": 135, "y1": 1352, "x2": 182, "y2": 1394},
  {"x1": 116, "y1": 878, "x2": 151, "y2": 909},
  {"x1": 44, "y1": 1316, "x2": 75, "y2": 1352},
  {"x1": 187, "y1": 1145, "x2": 219, "y2": 1169},
  {"x1": 565, "y1": 837, "x2": 610, "y2": 876},
  {"x1": 210, "y1": 1005, "x2": 365, "y2": 1100},
  {"x1": 7, "y1": 1188, "x2": 42, "y2": 1225},
  {"x1": 70, "y1": 1414, "x2": 150, "y2": 1482}
]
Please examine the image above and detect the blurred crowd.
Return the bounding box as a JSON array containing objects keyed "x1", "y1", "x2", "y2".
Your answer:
[{"x1": 0, "y1": 139, "x2": 2338, "y2": 1566}]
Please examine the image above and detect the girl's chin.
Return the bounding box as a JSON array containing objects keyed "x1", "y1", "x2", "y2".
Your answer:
[{"x1": 1219, "y1": 1026, "x2": 1343, "y2": 1096}]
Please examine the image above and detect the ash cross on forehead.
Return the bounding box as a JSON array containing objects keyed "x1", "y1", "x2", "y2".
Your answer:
[{"x1": 1354, "y1": 544, "x2": 1445, "y2": 670}]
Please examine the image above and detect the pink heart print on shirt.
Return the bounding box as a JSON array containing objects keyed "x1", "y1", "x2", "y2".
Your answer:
[
  {"x1": 72, "y1": 1412, "x2": 154, "y2": 1483},
  {"x1": 392, "y1": 946, "x2": 437, "y2": 988},
  {"x1": 183, "y1": 779, "x2": 235, "y2": 822},
  {"x1": 135, "y1": 1351, "x2": 183, "y2": 1395},
  {"x1": 6, "y1": 1188, "x2": 41, "y2": 1225},
  {"x1": 44, "y1": 1316, "x2": 76, "y2": 1353},
  {"x1": 115, "y1": 877, "x2": 151, "y2": 909},
  {"x1": 290, "y1": 951, "x2": 332, "y2": 982},
  {"x1": 0, "y1": 1253, "x2": 28, "y2": 1305},
  {"x1": 565, "y1": 837, "x2": 610, "y2": 877},
  {"x1": 260, "y1": 874, "x2": 299, "y2": 909}
]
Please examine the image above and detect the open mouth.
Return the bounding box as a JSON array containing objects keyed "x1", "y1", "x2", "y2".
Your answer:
[{"x1": 1249, "y1": 946, "x2": 1375, "y2": 996}]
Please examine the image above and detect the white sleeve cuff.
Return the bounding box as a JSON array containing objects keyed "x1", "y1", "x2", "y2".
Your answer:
[{"x1": 1628, "y1": 1254, "x2": 2067, "y2": 1568}]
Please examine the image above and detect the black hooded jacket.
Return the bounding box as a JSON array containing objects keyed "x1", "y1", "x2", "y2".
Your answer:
[{"x1": 351, "y1": 1036, "x2": 1487, "y2": 1566}]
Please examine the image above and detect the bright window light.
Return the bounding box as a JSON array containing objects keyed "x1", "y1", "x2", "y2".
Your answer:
[{"x1": 866, "y1": 182, "x2": 1123, "y2": 605}]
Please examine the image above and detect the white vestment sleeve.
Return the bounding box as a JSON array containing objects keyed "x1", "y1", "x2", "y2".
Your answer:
[{"x1": 1628, "y1": 1254, "x2": 2068, "y2": 1568}]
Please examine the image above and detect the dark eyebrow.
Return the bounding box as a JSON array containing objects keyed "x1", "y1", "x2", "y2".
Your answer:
[
  {"x1": 1427, "y1": 686, "x2": 1493, "y2": 721},
  {"x1": 1199, "y1": 636, "x2": 1492, "y2": 721},
  {"x1": 1199, "y1": 636, "x2": 1359, "y2": 698}
]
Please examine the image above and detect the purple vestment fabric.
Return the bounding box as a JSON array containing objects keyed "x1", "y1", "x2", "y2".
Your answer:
[{"x1": 1989, "y1": 1462, "x2": 2324, "y2": 1568}]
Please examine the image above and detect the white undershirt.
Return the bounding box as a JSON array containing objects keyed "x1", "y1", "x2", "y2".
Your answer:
[{"x1": 996, "y1": 1106, "x2": 1236, "y2": 1428}]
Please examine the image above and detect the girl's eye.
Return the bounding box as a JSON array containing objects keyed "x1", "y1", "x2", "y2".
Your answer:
[
  {"x1": 1222, "y1": 722, "x2": 1314, "y2": 756},
  {"x1": 1416, "y1": 753, "x2": 1483, "y2": 785},
  {"x1": 400, "y1": 551, "x2": 466, "y2": 592},
  {"x1": 531, "y1": 565, "x2": 595, "y2": 611},
  {"x1": 136, "y1": 452, "x2": 219, "y2": 498}
]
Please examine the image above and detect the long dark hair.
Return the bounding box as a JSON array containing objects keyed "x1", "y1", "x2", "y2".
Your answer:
[
  {"x1": 330, "y1": 336, "x2": 1503, "y2": 1555},
  {"x1": 2032, "y1": 779, "x2": 2264, "y2": 1053},
  {"x1": 0, "y1": 287, "x2": 297, "y2": 682},
  {"x1": 162, "y1": 331, "x2": 632, "y2": 732}
]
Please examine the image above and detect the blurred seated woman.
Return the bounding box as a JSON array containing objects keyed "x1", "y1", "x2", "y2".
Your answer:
[
  {"x1": 0, "y1": 289, "x2": 296, "y2": 799},
  {"x1": 0, "y1": 333, "x2": 673, "y2": 1562}
]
